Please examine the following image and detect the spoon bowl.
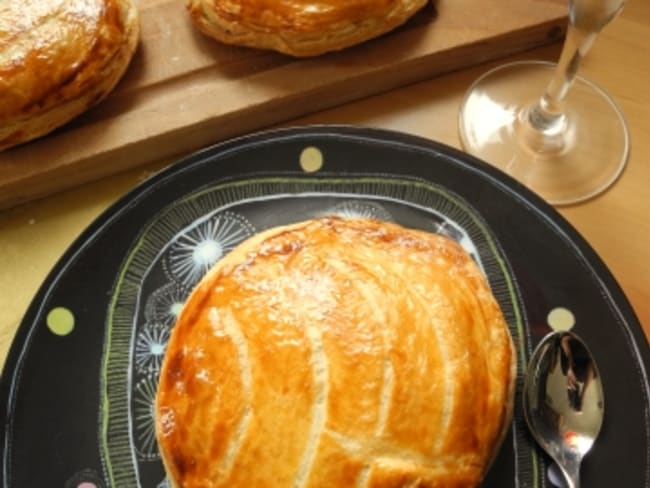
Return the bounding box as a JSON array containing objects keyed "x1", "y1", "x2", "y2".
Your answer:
[{"x1": 523, "y1": 330, "x2": 604, "y2": 488}]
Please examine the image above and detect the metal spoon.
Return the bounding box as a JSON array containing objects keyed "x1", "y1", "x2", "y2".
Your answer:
[{"x1": 523, "y1": 330, "x2": 605, "y2": 488}]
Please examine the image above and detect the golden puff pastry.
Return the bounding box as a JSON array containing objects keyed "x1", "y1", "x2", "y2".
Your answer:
[
  {"x1": 0, "y1": 0, "x2": 140, "y2": 151},
  {"x1": 156, "y1": 216, "x2": 516, "y2": 487},
  {"x1": 186, "y1": 0, "x2": 429, "y2": 57}
]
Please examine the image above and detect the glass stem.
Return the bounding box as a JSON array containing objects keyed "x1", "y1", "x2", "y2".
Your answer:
[{"x1": 528, "y1": 24, "x2": 598, "y2": 130}]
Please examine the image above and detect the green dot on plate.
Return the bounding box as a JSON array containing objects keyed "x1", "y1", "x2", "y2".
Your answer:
[{"x1": 46, "y1": 307, "x2": 75, "y2": 336}]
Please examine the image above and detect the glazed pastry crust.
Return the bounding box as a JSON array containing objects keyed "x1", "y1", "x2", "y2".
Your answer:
[
  {"x1": 156, "y1": 217, "x2": 516, "y2": 487},
  {"x1": 186, "y1": 0, "x2": 429, "y2": 57},
  {"x1": 0, "y1": 0, "x2": 140, "y2": 151}
]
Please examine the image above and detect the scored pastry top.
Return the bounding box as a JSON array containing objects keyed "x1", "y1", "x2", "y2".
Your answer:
[{"x1": 156, "y1": 216, "x2": 515, "y2": 487}]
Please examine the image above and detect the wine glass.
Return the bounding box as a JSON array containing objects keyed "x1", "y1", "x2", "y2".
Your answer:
[{"x1": 458, "y1": 0, "x2": 629, "y2": 205}]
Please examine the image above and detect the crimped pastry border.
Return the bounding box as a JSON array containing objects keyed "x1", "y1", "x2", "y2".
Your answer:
[
  {"x1": 0, "y1": 0, "x2": 140, "y2": 151},
  {"x1": 186, "y1": 0, "x2": 428, "y2": 57}
]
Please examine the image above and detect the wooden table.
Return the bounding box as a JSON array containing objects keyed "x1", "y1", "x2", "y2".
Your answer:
[{"x1": 0, "y1": 0, "x2": 648, "y2": 365}]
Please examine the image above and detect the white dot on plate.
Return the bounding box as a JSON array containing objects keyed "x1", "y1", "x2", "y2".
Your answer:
[
  {"x1": 193, "y1": 239, "x2": 222, "y2": 265},
  {"x1": 170, "y1": 302, "x2": 184, "y2": 317},
  {"x1": 547, "y1": 307, "x2": 576, "y2": 331},
  {"x1": 299, "y1": 146, "x2": 323, "y2": 172}
]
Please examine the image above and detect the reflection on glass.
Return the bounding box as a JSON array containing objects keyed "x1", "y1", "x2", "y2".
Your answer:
[{"x1": 458, "y1": 0, "x2": 628, "y2": 205}]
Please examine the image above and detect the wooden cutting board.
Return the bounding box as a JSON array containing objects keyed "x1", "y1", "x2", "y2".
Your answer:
[{"x1": 0, "y1": 0, "x2": 566, "y2": 209}]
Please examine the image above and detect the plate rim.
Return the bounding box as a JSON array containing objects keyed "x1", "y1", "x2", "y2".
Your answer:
[{"x1": 1, "y1": 124, "x2": 648, "y2": 486}]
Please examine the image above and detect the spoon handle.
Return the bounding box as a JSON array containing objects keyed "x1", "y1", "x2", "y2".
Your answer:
[{"x1": 558, "y1": 455, "x2": 582, "y2": 488}]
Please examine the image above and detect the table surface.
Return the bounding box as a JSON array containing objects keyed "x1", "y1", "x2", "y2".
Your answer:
[{"x1": 0, "y1": 0, "x2": 648, "y2": 366}]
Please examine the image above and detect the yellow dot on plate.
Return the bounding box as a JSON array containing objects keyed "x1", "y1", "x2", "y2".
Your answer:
[
  {"x1": 547, "y1": 307, "x2": 575, "y2": 331},
  {"x1": 299, "y1": 146, "x2": 323, "y2": 172},
  {"x1": 46, "y1": 307, "x2": 75, "y2": 336}
]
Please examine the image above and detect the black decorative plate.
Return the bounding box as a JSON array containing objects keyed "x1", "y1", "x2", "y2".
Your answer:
[{"x1": 1, "y1": 126, "x2": 648, "y2": 488}]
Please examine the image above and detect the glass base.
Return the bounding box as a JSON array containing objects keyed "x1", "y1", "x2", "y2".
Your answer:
[{"x1": 458, "y1": 61, "x2": 630, "y2": 206}]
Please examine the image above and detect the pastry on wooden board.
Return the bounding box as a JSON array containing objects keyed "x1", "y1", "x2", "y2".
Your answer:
[
  {"x1": 155, "y1": 216, "x2": 516, "y2": 487},
  {"x1": 0, "y1": 0, "x2": 140, "y2": 151},
  {"x1": 186, "y1": 0, "x2": 430, "y2": 57}
]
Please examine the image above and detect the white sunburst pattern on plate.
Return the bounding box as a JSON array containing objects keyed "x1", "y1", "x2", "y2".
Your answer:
[
  {"x1": 434, "y1": 220, "x2": 482, "y2": 270},
  {"x1": 133, "y1": 374, "x2": 160, "y2": 462},
  {"x1": 163, "y1": 211, "x2": 256, "y2": 289},
  {"x1": 325, "y1": 200, "x2": 394, "y2": 221},
  {"x1": 134, "y1": 323, "x2": 171, "y2": 375},
  {"x1": 101, "y1": 177, "x2": 534, "y2": 487},
  {"x1": 144, "y1": 283, "x2": 188, "y2": 327}
]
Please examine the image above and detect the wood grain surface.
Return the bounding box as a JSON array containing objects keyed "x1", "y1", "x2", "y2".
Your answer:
[
  {"x1": 0, "y1": 0, "x2": 648, "y2": 372},
  {"x1": 0, "y1": 0, "x2": 566, "y2": 209}
]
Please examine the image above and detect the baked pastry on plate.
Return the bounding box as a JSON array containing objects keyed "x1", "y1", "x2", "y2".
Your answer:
[
  {"x1": 186, "y1": 0, "x2": 429, "y2": 57},
  {"x1": 156, "y1": 216, "x2": 516, "y2": 487},
  {"x1": 0, "y1": 0, "x2": 140, "y2": 151}
]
